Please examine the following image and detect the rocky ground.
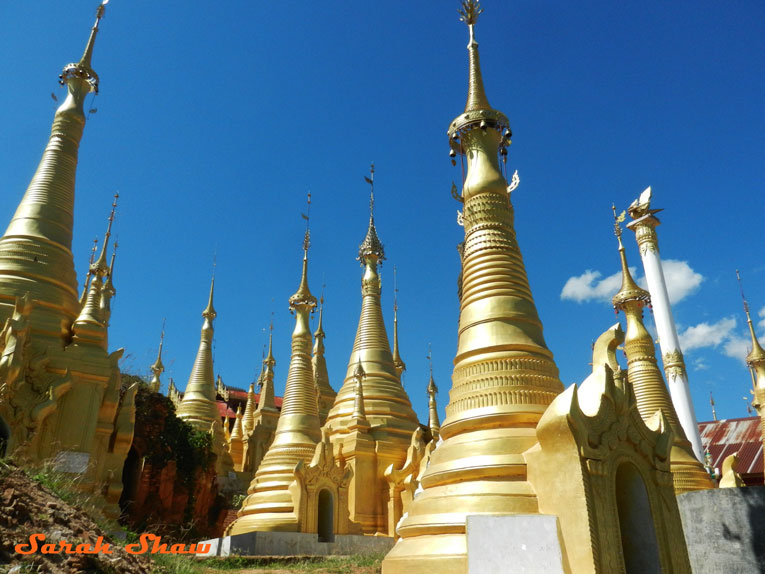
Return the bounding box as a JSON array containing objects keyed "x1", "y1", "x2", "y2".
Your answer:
[
  {"x1": 0, "y1": 460, "x2": 382, "y2": 574},
  {"x1": 0, "y1": 461, "x2": 152, "y2": 574}
]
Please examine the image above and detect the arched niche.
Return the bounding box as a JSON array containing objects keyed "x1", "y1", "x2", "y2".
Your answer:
[
  {"x1": 318, "y1": 488, "x2": 335, "y2": 543},
  {"x1": 615, "y1": 462, "x2": 661, "y2": 573}
]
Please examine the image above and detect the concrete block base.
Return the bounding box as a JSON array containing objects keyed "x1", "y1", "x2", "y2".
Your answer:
[
  {"x1": 198, "y1": 531, "x2": 394, "y2": 557},
  {"x1": 467, "y1": 514, "x2": 565, "y2": 574}
]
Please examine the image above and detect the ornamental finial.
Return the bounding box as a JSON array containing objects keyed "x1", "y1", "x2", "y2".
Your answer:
[
  {"x1": 289, "y1": 207, "x2": 318, "y2": 311},
  {"x1": 458, "y1": 0, "x2": 483, "y2": 27},
  {"x1": 612, "y1": 205, "x2": 650, "y2": 310},
  {"x1": 612, "y1": 203, "x2": 626, "y2": 249},
  {"x1": 358, "y1": 163, "x2": 385, "y2": 262},
  {"x1": 92, "y1": 192, "x2": 119, "y2": 277},
  {"x1": 61, "y1": 0, "x2": 110, "y2": 93},
  {"x1": 458, "y1": 0, "x2": 491, "y2": 113},
  {"x1": 737, "y1": 270, "x2": 765, "y2": 366},
  {"x1": 203, "y1": 274, "x2": 216, "y2": 321}
]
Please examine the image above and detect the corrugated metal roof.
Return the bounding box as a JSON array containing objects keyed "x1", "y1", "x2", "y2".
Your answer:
[{"x1": 699, "y1": 417, "x2": 763, "y2": 476}]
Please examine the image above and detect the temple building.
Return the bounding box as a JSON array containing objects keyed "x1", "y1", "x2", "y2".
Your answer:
[{"x1": 0, "y1": 1, "x2": 135, "y2": 517}]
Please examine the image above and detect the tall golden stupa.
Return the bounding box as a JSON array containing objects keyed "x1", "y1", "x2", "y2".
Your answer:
[
  {"x1": 384, "y1": 1, "x2": 564, "y2": 567},
  {"x1": 383, "y1": 2, "x2": 697, "y2": 572},
  {"x1": 324, "y1": 167, "x2": 420, "y2": 534},
  {"x1": 227, "y1": 230, "x2": 322, "y2": 534},
  {"x1": 0, "y1": 0, "x2": 135, "y2": 517}
]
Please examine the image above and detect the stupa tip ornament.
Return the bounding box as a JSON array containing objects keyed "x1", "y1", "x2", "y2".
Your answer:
[
  {"x1": 358, "y1": 163, "x2": 385, "y2": 263},
  {"x1": 289, "y1": 230, "x2": 318, "y2": 311},
  {"x1": 611, "y1": 206, "x2": 650, "y2": 310},
  {"x1": 61, "y1": 0, "x2": 109, "y2": 94},
  {"x1": 449, "y1": 1, "x2": 508, "y2": 140},
  {"x1": 737, "y1": 270, "x2": 765, "y2": 367},
  {"x1": 203, "y1": 276, "x2": 217, "y2": 320}
]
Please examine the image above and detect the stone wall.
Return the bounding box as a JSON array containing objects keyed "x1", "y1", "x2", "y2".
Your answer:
[{"x1": 677, "y1": 486, "x2": 765, "y2": 573}]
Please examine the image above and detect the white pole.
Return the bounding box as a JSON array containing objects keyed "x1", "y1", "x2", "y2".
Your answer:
[{"x1": 627, "y1": 187, "x2": 705, "y2": 462}]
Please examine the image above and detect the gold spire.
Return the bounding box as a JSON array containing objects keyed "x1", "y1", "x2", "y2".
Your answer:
[
  {"x1": 392, "y1": 265, "x2": 406, "y2": 376},
  {"x1": 66, "y1": 0, "x2": 110, "y2": 92},
  {"x1": 611, "y1": 212, "x2": 712, "y2": 493},
  {"x1": 358, "y1": 163, "x2": 385, "y2": 262},
  {"x1": 458, "y1": 0, "x2": 491, "y2": 113},
  {"x1": 227, "y1": 231, "x2": 322, "y2": 535},
  {"x1": 312, "y1": 294, "x2": 337, "y2": 425},
  {"x1": 176, "y1": 276, "x2": 221, "y2": 429},
  {"x1": 384, "y1": 6, "x2": 562, "y2": 570},
  {"x1": 0, "y1": 2, "x2": 110, "y2": 342},
  {"x1": 149, "y1": 320, "x2": 166, "y2": 393},
  {"x1": 324, "y1": 167, "x2": 418, "y2": 440},
  {"x1": 710, "y1": 392, "x2": 717, "y2": 422},
  {"x1": 257, "y1": 324, "x2": 277, "y2": 411},
  {"x1": 79, "y1": 237, "x2": 99, "y2": 305},
  {"x1": 71, "y1": 195, "x2": 119, "y2": 348},
  {"x1": 737, "y1": 270, "x2": 765, "y2": 369},
  {"x1": 426, "y1": 345, "x2": 440, "y2": 440},
  {"x1": 243, "y1": 382, "x2": 256, "y2": 436},
  {"x1": 611, "y1": 205, "x2": 650, "y2": 309}
]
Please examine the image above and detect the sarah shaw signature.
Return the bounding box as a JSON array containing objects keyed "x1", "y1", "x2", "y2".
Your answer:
[{"x1": 15, "y1": 533, "x2": 211, "y2": 555}]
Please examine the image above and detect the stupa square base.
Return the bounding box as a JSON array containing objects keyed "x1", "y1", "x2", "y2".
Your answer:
[{"x1": 198, "y1": 531, "x2": 394, "y2": 557}]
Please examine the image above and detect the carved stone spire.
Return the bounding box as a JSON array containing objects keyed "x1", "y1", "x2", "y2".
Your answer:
[{"x1": 0, "y1": 2, "x2": 110, "y2": 343}]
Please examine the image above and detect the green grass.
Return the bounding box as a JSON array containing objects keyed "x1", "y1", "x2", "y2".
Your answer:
[{"x1": 149, "y1": 553, "x2": 385, "y2": 574}]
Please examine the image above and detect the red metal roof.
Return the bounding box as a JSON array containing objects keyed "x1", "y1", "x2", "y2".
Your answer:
[
  {"x1": 699, "y1": 416, "x2": 763, "y2": 477},
  {"x1": 215, "y1": 394, "x2": 283, "y2": 420}
]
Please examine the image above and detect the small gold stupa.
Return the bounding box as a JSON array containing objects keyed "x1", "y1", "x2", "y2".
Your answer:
[{"x1": 227, "y1": 230, "x2": 321, "y2": 534}]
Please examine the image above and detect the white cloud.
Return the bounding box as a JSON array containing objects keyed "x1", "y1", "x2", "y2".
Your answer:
[
  {"x1": 561, "y1": 269, "x2": 635, "y2": 303},
  {"x1": 560, "y1": 259, "x2": 702, "y2": 305},
  {"x1": 722, "y1": 335, "x2": 750, "y2": 362},
  {"x1": 678, "y1": 317, "x2": 736, "y2": 352},
  {"x1": 692, "y1": 357, "x2": 709, "y2": 371},
  {"x1": 659, "y1": 259, "x2": 704, "y2": 304},
  {"x1": 758, "y1": 306, "x2": 765, "y2": 332}
]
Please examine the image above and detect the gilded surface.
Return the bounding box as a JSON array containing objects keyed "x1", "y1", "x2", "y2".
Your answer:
[
  {"x1": 383, "y1": 4, "x2": 564, "y2": 570},
  {"x1": 611, "y1": 240, "x2": 713, "y2": 493},
  {"x1": 311, "y1": 301, "x2": 336, "y2": 425},
  {"x1": 227, "y1": 246, "x2": 321, "y2": 535},
  {"x1": 175, "y1": 279, "x2": 231, "y2": 474},
  {"x1": 525, "y1": 323, "x2": 692, "y2": 573},
  {"x1": 324, "y1": 198, "x2": 419, "y2": 534},
  {"x1": 0, "y1": 2, "x2": 136, "y2": 518}
]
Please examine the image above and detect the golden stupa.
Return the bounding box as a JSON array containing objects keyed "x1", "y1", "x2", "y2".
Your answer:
[
  {"x1": 383, "y1": 3, "x2": 697, "y2": 571},
  {"x1": 610, "y1": 214, "x2": 714, "y2": 493},
  {"x1": 227, "y1": 230, "x2": 323, "y2": 534},
  {"x1": 323, "y1": 166, "x2": 421, "y2": 535},
  {"x1": 0, "y1": 0, "x2": 135, "y2": 517}
]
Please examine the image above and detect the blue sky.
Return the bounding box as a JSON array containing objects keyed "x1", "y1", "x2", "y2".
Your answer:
[{"x1": 1, "y1": 1, "x2": 763, "y2": 427}]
